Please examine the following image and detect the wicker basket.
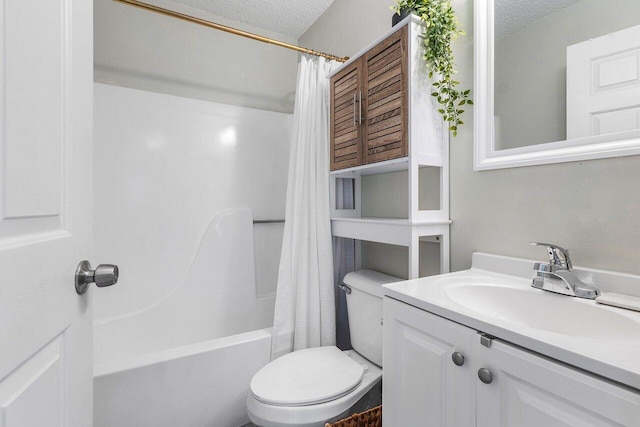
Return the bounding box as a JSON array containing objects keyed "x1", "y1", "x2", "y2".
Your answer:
[{"x1": 325, "y1": 405, "x2": 382, "y2": 427}]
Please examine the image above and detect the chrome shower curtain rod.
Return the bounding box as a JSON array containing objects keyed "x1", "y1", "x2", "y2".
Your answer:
[{"x1": 113, "y1": 0, "x2": 349, "y2": 63}]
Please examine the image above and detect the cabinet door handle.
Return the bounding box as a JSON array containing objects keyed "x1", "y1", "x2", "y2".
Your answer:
[
  {"x1": 353, "y1": 94, "x2": 357, "y2": 127},
  {"x1": 358, "y1": 90, "x2": 363, "y2": 124},
  {"x1": 478, "y1": 368, "x2": 493, "y2": 384},
  {"x1": 451, "y1": 352, "x2": 465, "y2": 366}
]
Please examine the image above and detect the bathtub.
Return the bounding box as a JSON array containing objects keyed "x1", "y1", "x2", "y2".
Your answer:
[
  {"x1": 94, "y1": 210, "x2": 277, "y2": 427},
  {"x1": 94, "y1": 329, "x2": 271, "y2": 427}
]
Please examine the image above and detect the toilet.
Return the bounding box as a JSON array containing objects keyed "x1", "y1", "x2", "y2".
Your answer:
[{"x1": 247, "y1": 269, "x2": 401, "y2": 427}]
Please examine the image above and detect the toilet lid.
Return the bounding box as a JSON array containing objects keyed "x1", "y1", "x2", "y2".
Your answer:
[{"x1": 250, "y1": 347, "x2": 365, "y2": 406}]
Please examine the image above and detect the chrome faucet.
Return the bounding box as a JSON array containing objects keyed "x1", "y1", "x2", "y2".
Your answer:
[{"x1": 530, "y1": 242, "x2": 600, "y2": 299}]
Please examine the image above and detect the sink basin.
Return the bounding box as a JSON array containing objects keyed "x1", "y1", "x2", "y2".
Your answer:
[{"x1": 445, "y1": 283, "x2": 640, "y2": 341}]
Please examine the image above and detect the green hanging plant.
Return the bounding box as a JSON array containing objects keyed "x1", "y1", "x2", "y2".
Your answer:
[{"x1": 392, "y1": 0, "x2": 472, "y2": 136}]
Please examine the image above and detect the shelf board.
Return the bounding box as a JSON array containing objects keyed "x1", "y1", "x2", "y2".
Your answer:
[
  {"x1": 331, "y1": 217, "x2": 451, "y2": 247},
  {"x1": 330, "y1": 157, "x2": 409, "y2": 177},
  {"x1": 329, "y1": 153, "x2": 444, "y2": 177}
]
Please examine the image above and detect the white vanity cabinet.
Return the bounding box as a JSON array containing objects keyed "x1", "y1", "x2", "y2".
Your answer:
[
  {"x1": 383, "y1": 297, "x2": 476, "y2": 426},
  {"x1": 476, "y1": 338, "x2": 640, "y2": 427},
  {"x1": 383, "y1": 297, "x2": 640, "y2": 426}
]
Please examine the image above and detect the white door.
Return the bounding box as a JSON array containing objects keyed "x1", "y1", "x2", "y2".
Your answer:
[
  {"x1": 383, "y1": 298, "x2": 476, "y2": 427},
  {"x1": 476, "y1": 338, "x2": 640, "y2": 426},
  {"x1": 567, "y1": 24, "x2": 640, "y2": 139},
  {"x1": 0, "y1": 0, "x2": 94, "y2": 426}
]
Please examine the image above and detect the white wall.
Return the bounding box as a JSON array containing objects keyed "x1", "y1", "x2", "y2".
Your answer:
[
  {"x1": 301, "y1": 0, "x2": 640, "y2": 276},
  {"x1": 94, "y1": 0, "x2": 298, "y2": 113},
  {"x1": 93, "y1": 83, "x2": 291, "y2": 321}
]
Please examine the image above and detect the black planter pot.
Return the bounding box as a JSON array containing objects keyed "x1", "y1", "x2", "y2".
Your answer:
[{"x1": 392, "y1": 8, "x2": 413, "y2": 26}]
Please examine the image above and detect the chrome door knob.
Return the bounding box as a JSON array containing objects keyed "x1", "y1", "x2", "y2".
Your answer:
[
  {"x1": 478, "y1": 368, "x2": 493, "y2": 384},
  {"x1": 75, "y1": 260, "x2": 119, "y2": 295},
  {"x1": 451, "y1": 352, "x2": 465, "y2": 366}
]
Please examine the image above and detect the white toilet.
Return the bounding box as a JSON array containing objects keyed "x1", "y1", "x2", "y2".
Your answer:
[{"x1": 247, "y1": 269, "x2": 401, "y2": 427}]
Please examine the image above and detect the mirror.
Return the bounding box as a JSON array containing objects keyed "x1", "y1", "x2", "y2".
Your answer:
[{"x1": 474, "y1": 0, "x2": 640, "y2": 170}]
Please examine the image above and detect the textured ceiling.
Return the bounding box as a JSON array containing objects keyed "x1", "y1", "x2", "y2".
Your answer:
[
  {"x1": 165, "y1": 0, "x2": 336, "y2": 39},
  {"x1": 495, "y1": 0, "x2": 580, "y2": 38}
]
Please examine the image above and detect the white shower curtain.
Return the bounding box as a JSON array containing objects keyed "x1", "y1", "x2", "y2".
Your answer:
[{"x1": 271, "y1": 55, "x2": 340, "y2": 360}]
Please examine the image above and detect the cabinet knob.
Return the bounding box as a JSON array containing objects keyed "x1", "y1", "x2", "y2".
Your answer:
[
  {"x1": 478, "y1": 368, "x2": 493, "y2": 384},
  {"x1": 451, "y1": 352, "x2": 465, "y2": 366}
]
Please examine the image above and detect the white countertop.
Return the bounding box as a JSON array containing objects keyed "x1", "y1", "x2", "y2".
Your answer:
[{"x1": 383, "y1": 253, "x2": 640, "y2": 390}]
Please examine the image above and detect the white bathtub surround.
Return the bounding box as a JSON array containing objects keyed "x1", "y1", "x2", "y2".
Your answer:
[
  {"x1": 93, "y1": 85, "x2": 291, "y2": 426},
  {"x1": 271, "y1": 55, "x2": 340, "y2": 359},
  {"x1": 94, "y1": 209, "x2": 270, "y2": 365},
  {"x1": 93, "y1": 83, "x2": 290, "y2": 321}
]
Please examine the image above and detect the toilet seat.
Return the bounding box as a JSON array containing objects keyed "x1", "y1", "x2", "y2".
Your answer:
[
  {"x1": 250, "y1": 347, "x2": 364, "y2": 406},
  {"x1": 247, "y1": 349, "x2": 382, "y2": 427}
]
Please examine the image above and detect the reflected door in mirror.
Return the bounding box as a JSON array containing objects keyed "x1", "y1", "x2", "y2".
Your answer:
[{"x1": 567, "y1": 24, "x2": 640, "y2": 139}]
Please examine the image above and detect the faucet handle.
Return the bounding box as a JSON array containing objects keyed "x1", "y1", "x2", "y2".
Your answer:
[{"x1": 530, "y1": 242, "x2": 573, "y2": 270}]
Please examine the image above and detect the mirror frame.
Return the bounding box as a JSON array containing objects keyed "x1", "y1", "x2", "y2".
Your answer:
[{"x1": 473, "y1": 0, "x2": 640, "y2": 171}]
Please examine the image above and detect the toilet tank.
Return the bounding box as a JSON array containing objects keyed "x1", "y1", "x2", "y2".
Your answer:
[{"x1": 343, "y1": 270, "x2": 402, "y2": 367}]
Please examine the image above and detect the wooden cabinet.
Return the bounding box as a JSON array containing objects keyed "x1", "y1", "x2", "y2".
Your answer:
[
  {"x1": 330, "y1": 26, "x2": 409, "y2": 170},
  {"x1": 383, "y1": 297, "x2": 640, "y2": 426},
  {"x1": 363, "y1": 26, "x2": 408, "y2": 165},
  {"x1": 330, "y1": 59, "x2": 363, "y2": 170}
]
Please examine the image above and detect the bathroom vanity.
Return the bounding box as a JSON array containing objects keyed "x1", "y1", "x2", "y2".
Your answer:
[{"x1": 382, "y1": 253, "x2": 640, "y2": 426}]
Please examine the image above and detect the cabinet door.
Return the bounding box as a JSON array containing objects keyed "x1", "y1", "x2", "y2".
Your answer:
[
  {"x1": 476, "y1": 338, "x2": 640, "y2": 427},
  {"x1": 330, "y1": 59, "x2": 363, "y2": 170},
  {"x1": 363, "y1": 26, "x2": 408, "y2": 165},
  {"x1": 383, "y1": 298, "x2": 476, "y2": 427}
]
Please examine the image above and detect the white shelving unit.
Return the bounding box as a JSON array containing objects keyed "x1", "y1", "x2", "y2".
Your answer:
[{"x1": 329, "y1": 16, "x2": 451, "y2": 279}]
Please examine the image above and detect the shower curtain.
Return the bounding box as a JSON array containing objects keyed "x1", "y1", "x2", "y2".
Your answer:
[{"x1": 271, "y1": 55, "x2": 340, "y2": 360}]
